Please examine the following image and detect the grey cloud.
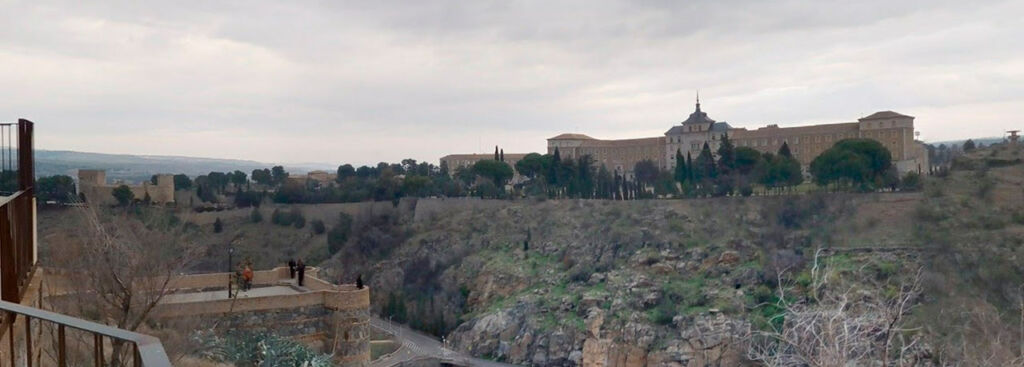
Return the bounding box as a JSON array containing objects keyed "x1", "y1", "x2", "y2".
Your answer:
[{"x1": 1, "y1": 0, "x2": 1022, "y2": 164}]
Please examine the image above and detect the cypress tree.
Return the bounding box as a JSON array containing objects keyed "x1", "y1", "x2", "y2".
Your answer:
[
  {"x1": 717, "y1": 133, "x2": 735, "y2": 174},
  {"x1": 499, "y1": 149, "x2": 505, "y2": 162},
  {"x1": 778, "y1": 141, "x2": 793, "y2": 158},
  {"x1": 686, "y1": 152, "x2": 694, "y2": 181},
  {"x1": 674, "y1": 148, "x2": 687, "y2": 184},
  {"x1": 494, "y1": 146, "x2": 500, "y2": 161},
  {"x1": 696, "y1": 142, "x2": 716, "y2": 180}
]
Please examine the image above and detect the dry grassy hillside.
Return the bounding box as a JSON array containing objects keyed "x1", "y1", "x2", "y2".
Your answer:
[{"x1": 34, "y1": 142, "x2": 1024, "y2": 366}]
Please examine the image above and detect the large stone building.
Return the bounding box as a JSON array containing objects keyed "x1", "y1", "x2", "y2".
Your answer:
[
  {"x1": 439, "y1": 153, "x2": 531, "y2": 184},
  {"x1": 549, "y1": 98, "x2": 929, "y2": 177},
  {"x1": 77, "y1": 169, "x2": 175, "y2": 205}
]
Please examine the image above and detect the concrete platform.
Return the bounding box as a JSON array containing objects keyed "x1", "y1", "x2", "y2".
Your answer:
[{"x1": 161, "y1": 285, "x2": 301, "y2": 304}]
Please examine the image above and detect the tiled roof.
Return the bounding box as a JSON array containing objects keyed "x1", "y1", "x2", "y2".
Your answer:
[
  {"x1": 860, "y1": 111, "x2": 913, "y2": 120},
  {"x1": 440, "y1": 153, "x2": 530, "y2": 161},
  {"x1": 578, "y1": 137, "x2": 664, "y2": 147},
  {"x1": 730, "y1": 122, "x2": 859, "y2": 138},
  {"x1": 681, "y1": 103, "x2": 716, "y2": 125},
  {"x1": 665, "y1": 122, "x2": 730, "y2": 135},
  {"x1": 548, "y1": 133, "x2": 595, "y2": 140}
]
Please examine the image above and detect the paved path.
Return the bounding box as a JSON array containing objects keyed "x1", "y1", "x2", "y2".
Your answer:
[
  {"x1": 369, "y1": 317, "x2": 518, "y2": 367},
  {"x1": 161, "y1": 285, "x2": 300, "y2": 303}
]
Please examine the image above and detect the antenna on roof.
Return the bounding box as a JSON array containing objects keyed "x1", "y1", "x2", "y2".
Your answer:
[{"x1": 696, "y1": 90, "x2": 700, "y2": 105}]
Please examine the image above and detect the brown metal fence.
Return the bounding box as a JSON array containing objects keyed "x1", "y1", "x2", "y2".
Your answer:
[
  {"x1": 0, "y1": 119, "x2": 34, "y2": 304},
  {"x1": 0, "y1": 119, "x2": 171, "y2": 366}
]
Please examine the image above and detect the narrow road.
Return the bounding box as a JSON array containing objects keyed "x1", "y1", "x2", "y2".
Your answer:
[{"x1": 369, "y1": 317, "x2": 519, "y2": 367}]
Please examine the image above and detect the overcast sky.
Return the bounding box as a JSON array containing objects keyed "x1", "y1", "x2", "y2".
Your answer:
[{"x1": 2, "y1": 1, "x2": 1022, "y2": 165}]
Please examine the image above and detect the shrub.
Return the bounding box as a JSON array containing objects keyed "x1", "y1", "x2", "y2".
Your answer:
[
  {"x1": 250, "y1": 208, "x2": 263, "y2": 223},
  {"x1": 292, "y1": 209, "x2": 306, "y2": 229},
  {"x1": 311, "y1": 219, "x2": 326, "y2": 234},
  {"x1": 234, "y1": 190, "x2": 262, "y2": 208},
  {"x1": 271, "y1": 207, "x2": 305, "y2": 227},
  {"x1": 647, "y1": 302, "x2": 676, "y2": 326},
  {"x1": 271, "y1": 208, "x2": 287, "y2": 225},
  {"x1": 327, "y1": 212, "x2": 354, "y2": 255},
  {"x1": 112, "y1": 185, "x2": 134, "y2": 206},
  {"x1": 213, "y1": 217, "x2": 223, "y2": 233},
  {"x1": 199, "y1": 332, "x2": 331, "y2": 367},
  {"x1": 975, "y1": 177, "x2": 995, "y2": 200},
  {"x1": 739, "y1": 184, "x2": 754, "y2": 197},
  {"x1": 900, "y1": 172, "x2": 922, "y2": 191},
  {"x1": 1013, "y1": 211, "x2": 1024, "y2": 225}
]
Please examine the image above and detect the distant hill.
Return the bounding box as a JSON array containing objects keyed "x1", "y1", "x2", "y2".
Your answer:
[
  {"x1": 926, "y1": 137, "x2": 1005, "y2": 147},
  {"x1": 35, "y1": 150, "x2": 335, "y2": 184}
]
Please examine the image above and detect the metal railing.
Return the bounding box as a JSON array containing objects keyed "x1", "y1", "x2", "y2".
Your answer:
[
  {"x1": 0, "y1": 299, "x2": 172, "y2": 366},
  {"x1": 0, "y1": 119, "x2": 34, "y2": 303},
  {"x1": 0, "y1": 119, "x2": 170, "y2": 366}
]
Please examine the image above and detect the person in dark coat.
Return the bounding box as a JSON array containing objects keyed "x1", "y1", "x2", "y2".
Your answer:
[
  {"x1": 296, "y1": 259, "x2": 306, "y2": 287},
  {"x1": 288, "y1": 259, "x2": 297, "y2": 279},
  {"x1": 356, "y1": 274, "x2": 363, "y2": 289}
]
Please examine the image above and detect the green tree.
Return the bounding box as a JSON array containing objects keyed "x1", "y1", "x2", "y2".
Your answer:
[
  {"x1": 472, "y1": 160, "x2": 514, "y2": 187},
  {"x1": 962, "y1": 139, "x2": 976, "y2": 152},
  {"x1": 112, "y1": 185, "x2": 134, "y2": 206},
  {"x1": 633, "y1": 160, "x2": 660, "y2": 189},
  {"x1": 515, "y1": 153, "x2": 546, "y2": 180},
  {"x1": 402, "y1": 175, "x2": 431, "y2": 197},
  {"x1": 674, "y1": 149, "x2": 687, "y2": 184},
  {"x1": 36, "y1": 175, "x2": 76, "y2": 203},
  {"x1": 695, "y1": 142, "x2": 716, "y2": 180},
  {"x1": 686, "y1": 152, "x2": 694, "y2": 181},
  {"x1": 271, "y1": 166, "x2": 288, "y2": 185},
  {"x1": 778, "y1": 141, "x2": 793, "y2": 159},
  {"x1": 810, "y1": 139, "x2": 892, "y2": 189},
  {"x1": 207, "y1": 172, "x2": 229, "y2": 193},
  {"x1": 717, "y1": 133, "x2": 735, "y2": 174},
  {"x1": 548, "y1": 148, "x2": 562, "y2": 186},
  {"x1": 734, "y1": 147, "x2": 762, "y2": 176},
  {"x1": 230, "y1": 170, "x2": 247, "y2": 188},
  {"x1": 173, "y1": 174, "x2": 193, "y2": 190},
  {"x1": 336, "y1": 164, "x2": 356, "y2": 182},
  {"x1": 251, "y1": 169, "x2": 272, "y2": 186}
]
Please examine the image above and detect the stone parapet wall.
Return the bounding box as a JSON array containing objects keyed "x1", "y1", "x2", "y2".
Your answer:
[{"x1": 152, "y1": 267, "x2": 370, "y2": 366}]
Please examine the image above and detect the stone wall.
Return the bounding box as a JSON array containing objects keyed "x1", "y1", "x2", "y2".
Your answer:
[
  {"x1": 77, "y1": 169, "x2": 175, "y2": 205},
  {"x1": 151, "y1": 267, "x2": 372, "y2": 366}
]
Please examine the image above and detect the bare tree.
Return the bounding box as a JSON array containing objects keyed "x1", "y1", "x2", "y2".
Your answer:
[
  {"x1": 43, "y1": 204, "x2": 200, "y2": 366},
  {"x1": 928, "y1": 298, "x2": 1024, "y2": 366},
  {"x1": 748, "y1": 249, "x2": 924, "y2": 367}
]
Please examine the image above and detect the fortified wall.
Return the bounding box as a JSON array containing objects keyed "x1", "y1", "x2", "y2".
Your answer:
[
  {"x1": 76, "y1": 169, "x2": 175, "y2": 205},
  {"x1": 151, "y1": 267, "x2": 371, "y2": 366}
]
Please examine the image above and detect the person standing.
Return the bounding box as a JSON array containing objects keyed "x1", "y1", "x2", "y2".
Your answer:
[
  {"x1": 296, "y1": 259, "x2": 306, "y2": 287},
  {"x1": 242, "y1": 264, "x2": 254, "y2": 291},
  {"x1": 288, "y1": 259, "x2": 297, "y2": 279}
]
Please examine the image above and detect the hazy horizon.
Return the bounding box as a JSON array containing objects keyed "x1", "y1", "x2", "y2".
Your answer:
[{"x1": 4, "y1": 1, "x2": 1023, "y2": 165}]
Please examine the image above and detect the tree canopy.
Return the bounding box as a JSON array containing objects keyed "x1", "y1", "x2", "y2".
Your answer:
[
  {"x1": 810, "y1": 138, "x2": 892, "y2": 189},
  {"x1": 472, "y1": 159, "x2": 514, "y2": 187}
]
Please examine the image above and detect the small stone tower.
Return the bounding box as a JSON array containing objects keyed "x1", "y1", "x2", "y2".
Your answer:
[{"x1": 325, "y1": 286, "x2": 371, "y2": 366}]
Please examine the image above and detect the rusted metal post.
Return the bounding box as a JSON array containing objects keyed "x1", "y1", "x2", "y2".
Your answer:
[
  {"x1": 0, "y1": 209, "x2": 15, "y2": 303},
  {"x1": 58, "y1": 324, "x2": 66, "y2": 367},
  {"x1": 94, "y1": 333, "x2": 102, "y2": 367}
]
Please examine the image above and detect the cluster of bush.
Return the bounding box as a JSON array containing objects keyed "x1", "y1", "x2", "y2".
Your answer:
[{"x1": 271, "y1": 207, "x2": 306, "y2": 228}]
